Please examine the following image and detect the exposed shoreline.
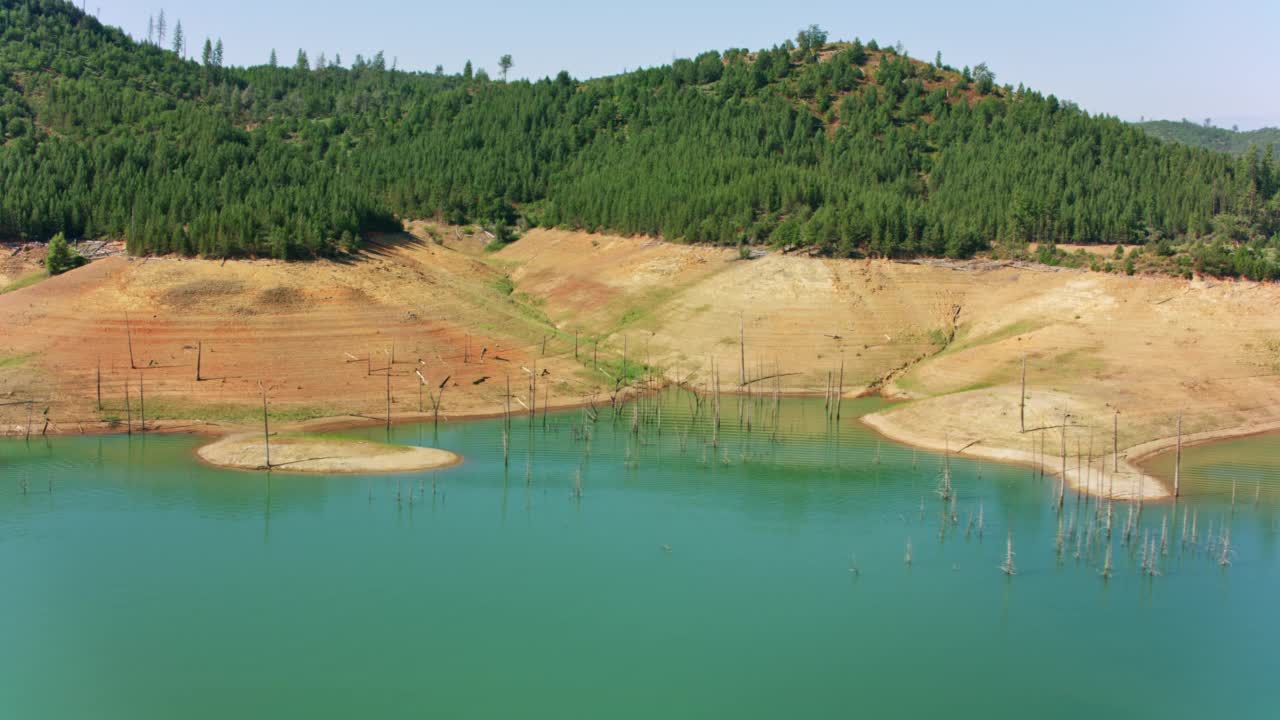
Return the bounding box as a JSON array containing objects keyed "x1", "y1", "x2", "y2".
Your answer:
[
  {"x1": 0, "y1": 392, "x2": 636, "y2": 440},
  {"x1": 195, "y1": 433, "x2": 461, "y2": 474},
  {"x1": 861, "y1": 411, "x2": 1280, "y2": 502},
  {"x1": 1127, "y1": 420, "x2": 1280, "y2": 474},
  {"x1": 860, "y1": 410, "x2": 1170, "y2": 502},
  {"x1": 9, "y1": 388, "x2": 1279, "y2": 492}
]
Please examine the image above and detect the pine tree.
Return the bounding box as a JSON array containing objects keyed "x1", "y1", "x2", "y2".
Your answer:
[
  {"x1": 45, "y1": 233, "x2": 85, "y2": 275},
  {"x1": 171, "y1": 20, "x2": 184, "y2": 57}
]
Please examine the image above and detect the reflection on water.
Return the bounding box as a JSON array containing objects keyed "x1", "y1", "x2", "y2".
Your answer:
[
  {"x1": 1143, "y1": 431, "x2": 1280, "y2": 499},
  {"x1": 1, "y1": 391, "x2": 1278, "y2": 719}
]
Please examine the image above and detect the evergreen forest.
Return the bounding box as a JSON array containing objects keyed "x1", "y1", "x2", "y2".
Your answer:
[{"x1": 2, "y1": 2, "x2": 1278, "y2": 278}]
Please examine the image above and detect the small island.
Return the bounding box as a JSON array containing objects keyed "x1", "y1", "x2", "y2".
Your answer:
[{"x1": 197, "y1": 434, "x2": 460, "y2": 474}]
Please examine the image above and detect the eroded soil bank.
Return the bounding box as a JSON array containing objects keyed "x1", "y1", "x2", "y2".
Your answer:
[{"x1": 5, "y1": 227, "x2": 1280, "y2": 498}]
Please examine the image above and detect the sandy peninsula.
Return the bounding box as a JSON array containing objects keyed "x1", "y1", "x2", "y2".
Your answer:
[{"x1": 197, "y1": 434, "x2": 460, "y2": 473}]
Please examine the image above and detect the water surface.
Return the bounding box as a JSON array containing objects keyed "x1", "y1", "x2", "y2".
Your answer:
[{"x1": 2, "y1": 394, "x2": 1278, "y2": 719}]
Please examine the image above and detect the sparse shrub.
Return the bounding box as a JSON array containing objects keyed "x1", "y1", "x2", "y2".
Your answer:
[{"x1": 491, "y1": 275, "x2": 515, "y2": 296}]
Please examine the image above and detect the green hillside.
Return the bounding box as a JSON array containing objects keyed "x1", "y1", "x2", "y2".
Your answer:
[
  {"x1": 1137, "y1": 120, "x2": 1280, "y2": 156},
  {"x1": 1, "y1": 1, "x2": 1277, "y2": 275}
]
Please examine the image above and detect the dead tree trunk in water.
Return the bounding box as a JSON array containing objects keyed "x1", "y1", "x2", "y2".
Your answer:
[
  {"x1": 96, "y1": 357, "x2": 102, "y2": 410},
  {"x1": 738, "y1": 314, "x2": 746, "y2": 386},
  {"x1": 1174, "y1": 413, "x2": 1182, "y2": 498},
  {"x1": 385, "y1": 362, "x2": 392, "y2": 432},
  {"x1": 139, "y1": 372, "x2": 146, "y2": 433},
  {"x1": 529, "y1": 361, "x2": 537, "y2": 425},
  {"x1": 824, "y1": 371, "x2": 832, "y2": 419},
  {"x1": 260, "y1": 384, "x2": 271, "y2": 469},
  {"x1": 124, "y1": 378, "x2": 132, "y2": 435},
  {"x1": 503, "y1": 373, "x2": 511, "y2": 466},
  {"x1": 1001, "y1": 530, "x2": 1017, "y2": 576},
  {"x1": 836, "y1": 359, "x2": 844, "y2": 422},
  {"x1": 1058, "y1": 413, "x2": 1067, "y2": 510}
]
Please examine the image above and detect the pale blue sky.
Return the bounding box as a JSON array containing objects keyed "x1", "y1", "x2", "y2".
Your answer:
[{"x1": 94, "y1": 0, "x2": 1278, "y2": 129}]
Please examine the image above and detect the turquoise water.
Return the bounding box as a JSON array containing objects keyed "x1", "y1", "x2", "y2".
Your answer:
[
  {"x1": 2, "y1": 394, "x2": 1278, "y2": 719},
  {"x1": 1144, "y1": 431, "x2": 1280, "y2": 500}
]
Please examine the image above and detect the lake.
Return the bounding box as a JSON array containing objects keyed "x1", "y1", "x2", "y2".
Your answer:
[{"x1": 2, "y1": 393, "x2": 1277, "y2": 719}]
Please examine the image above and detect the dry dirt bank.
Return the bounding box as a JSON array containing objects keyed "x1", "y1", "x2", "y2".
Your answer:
[
  {"x1": 499, "y1": 231, "x2": 1280, "y2": 499},
  {"x1": 5, "y1": 228, "x2": 1279, "y2": 500},
  {"x1": 0, "y1": 233, "x2": 619, "y2": 437}
]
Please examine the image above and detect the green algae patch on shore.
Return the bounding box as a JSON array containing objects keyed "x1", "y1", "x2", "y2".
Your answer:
[{"x1": 197, "y1": 434, "x2": 460, "y2": 473}]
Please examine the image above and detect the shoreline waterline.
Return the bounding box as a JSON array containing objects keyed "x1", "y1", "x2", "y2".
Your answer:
[
  {"x1": 9, "y1": 385, "x2": 1275, "y2": 496},
  {"x1": 860, "y1": 410, "x2": 1170, "y2": 502}
]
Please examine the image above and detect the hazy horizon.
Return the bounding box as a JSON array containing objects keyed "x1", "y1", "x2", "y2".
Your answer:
[{"x1": 89, "y1": 0, "x2": 1279, "y2": 131}]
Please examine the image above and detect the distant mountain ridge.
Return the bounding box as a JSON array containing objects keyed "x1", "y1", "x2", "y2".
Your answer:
[
  {"x1": 1137, "y1": 120, "x2": 1280, "y2": 156},
  {"x1": 0, "y1": 0, "x2": 1277, "y2": 269}
]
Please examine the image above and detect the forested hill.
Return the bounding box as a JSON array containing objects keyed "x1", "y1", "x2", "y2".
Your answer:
[
  {"x1": 1136, "y1": 120, "x2": 1280, "y2": 156},
  {"x1": 1, "y1": 1, "x2": 1277, "y2": 269}
]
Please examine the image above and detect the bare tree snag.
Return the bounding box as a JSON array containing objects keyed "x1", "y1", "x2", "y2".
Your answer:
[
  {"x1": 1059, "y1": 412, "x2": 1067, "y2": 510},
  {"x1": 1113, "y1": 411, "x2": 1119, "y2": 473},
  {"x1": 1174, "y1": 413, "x2": 1182, "y2": 498},
  {"x1": 259, "y1": 382, "x2": 271, "y2": 469},
  {"x1": 1020, "y1": 354, "x2": 1026, "y2": 432},
  {"x1": 125, "y1": 311, "x2": 137, "y2": 369},
  {"x1": 435, "y1": 378, "x2": 446, "y2": 428},
  {"x1": 836, "y1": 359, "x2": 844, "y2": 422},
  {"x1": 739, "y1": 314, "x2": 746, "y2": 386}
]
